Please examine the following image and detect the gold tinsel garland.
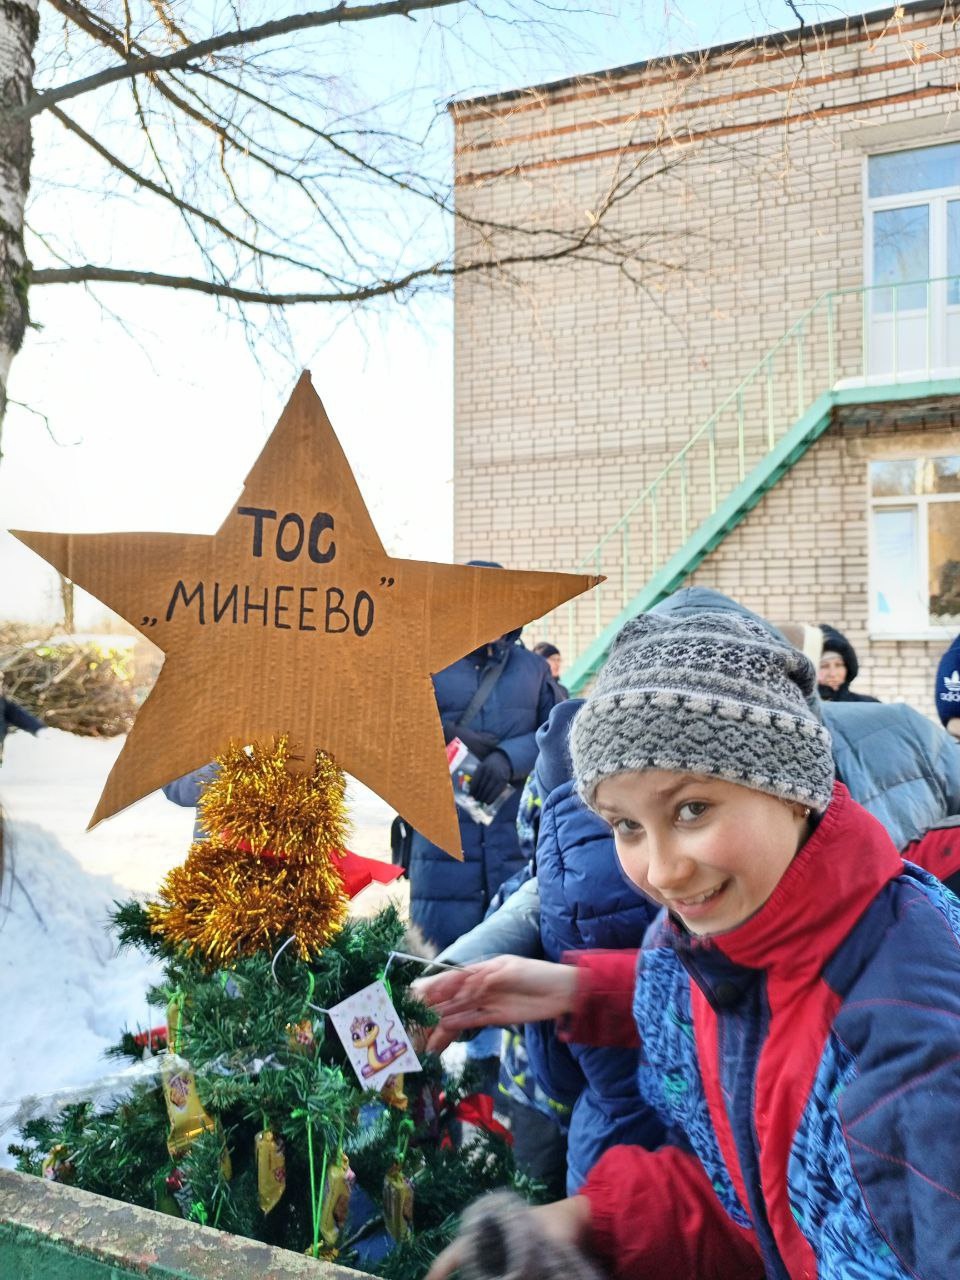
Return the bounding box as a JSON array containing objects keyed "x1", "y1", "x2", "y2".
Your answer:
[{"x1": 149, "y1": 738, "x2": 349, "y2": 963}]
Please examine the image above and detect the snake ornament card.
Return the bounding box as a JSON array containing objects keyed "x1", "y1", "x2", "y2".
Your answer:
[{"x1": 328, "y1": 980, "x2": 422, "y2": 1090}]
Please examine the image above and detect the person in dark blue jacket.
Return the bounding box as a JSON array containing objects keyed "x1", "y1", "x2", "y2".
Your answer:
[
  {"x1": 935, "y1": 632, "x2": 960, "y2": 739},
  {"x1": 0, "y1": 683, "x2": 45, "y2": 763},
  {"x1": 407, "y1": 616, "x2": 556, "y2": 953},
  {"x1": 524, "y1": 700, "x2": 665, "y2": 1191},
  {"x1": 407, "y1": 598, "x2": 556, "y2": 1087}
]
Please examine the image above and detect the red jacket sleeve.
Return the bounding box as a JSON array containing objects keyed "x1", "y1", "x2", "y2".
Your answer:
[
  {"x1": 558, "y1": 949, "x2": 641, "y2": 1048},
  {"x1": 903, "y1": 826, "x2": 960, "y2": 884},
  {"x1": 579, "y1": 1144, "x2": 764, "y2": 1280}
]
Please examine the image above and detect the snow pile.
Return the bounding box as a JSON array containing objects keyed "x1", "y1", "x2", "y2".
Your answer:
[{"x1": 0, "y1": 816, "x2": 167, "y2": 1162}]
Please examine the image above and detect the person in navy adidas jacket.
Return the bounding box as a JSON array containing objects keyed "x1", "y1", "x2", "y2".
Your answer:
[
  {"x1": 418, "y1": 610, "x2": 960, "y2": 1280},
  {"x1": 935, "y1": 631, "x2": 960, "y2": 739}
]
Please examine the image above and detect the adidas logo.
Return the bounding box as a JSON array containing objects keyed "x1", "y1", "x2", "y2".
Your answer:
[{"x1": 942, "y1": 670, "x2": 960, "y2": 702}]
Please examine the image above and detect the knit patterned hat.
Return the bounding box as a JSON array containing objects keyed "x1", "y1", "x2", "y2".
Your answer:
[{"x1": 570, "y1": 610, "x2": 835, "y2": 813}]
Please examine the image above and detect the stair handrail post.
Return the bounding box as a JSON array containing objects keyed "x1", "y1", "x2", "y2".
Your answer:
[
  {"x1": 796, "y1": 323, "x2": 806, "y2": 418},
  {"x1": 827, "y1": 293, "x2": 836, "y2": 388},
  {"x1": 708, "y1": 422, "x2": 718, "y2": 513},
  {"x1": 594, "y1": 548, "x2": 602, "y2": 634},
  {"x1": 737, "y1": 389, "x2": 746, "y2": 482},
  {"x1": 621, "y1": 520, "x2": 630, "y2": 608},
  {"x1": 651, "y1": 483, "x2": 659, "y2": 575}
]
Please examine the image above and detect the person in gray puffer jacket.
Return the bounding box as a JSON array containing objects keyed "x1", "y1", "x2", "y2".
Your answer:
[
  {"x1": 662, "y1": 589, "x2": 960, "y2": 851},
  {"x1": 162, "y1": 763, "x2": 220, "y2": 840}
]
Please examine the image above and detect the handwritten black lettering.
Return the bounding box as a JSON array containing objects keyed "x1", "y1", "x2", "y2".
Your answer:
[
  {"x1": 213, "y1": 582, "x2": 238, "y2": 624},
  {"x1": 299, "y1": 587, "x2": 317, "y2": 631},
  {"x1": 237, "y1": 507, "x2": 277, "y2": 558},
  {"x1": 276, "y1": 513, "x2": 304, "y2": 563},
  {"x1": 166, "y1": 580, "x2": 205, "y2": 624},
  {"x1": 243, "y1": 585, "x2": 269, "y2": 625},
  {"x1": 274, "y1": 585, "x2": 293, "y2": 629},
  {"x1": 308, "y1": 513, "x2": 336, "y2": 564},
  {"x1": 324, "y1": 587, "x2": 349, "y2": 634},
  {"x1": 354, "y1": 590, "x2": 374, "y2": 637},
  {"x1": 162, "y1": 580, "x2": 378, "y2": 636}
]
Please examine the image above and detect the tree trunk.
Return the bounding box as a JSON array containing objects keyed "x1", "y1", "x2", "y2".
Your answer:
[
  {"x1": 58, "y1": 572, "x2": 75, "y2": 632},
  {"x1": 0, "y1": 0, "x2": 38, "y2": 456}
]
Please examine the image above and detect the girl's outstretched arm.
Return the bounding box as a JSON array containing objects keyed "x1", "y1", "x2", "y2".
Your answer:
[{"x1": 413, "y1": 956, "x2": 578, "y2": 1051}]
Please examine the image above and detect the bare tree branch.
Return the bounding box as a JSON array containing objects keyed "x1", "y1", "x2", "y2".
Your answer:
[
  {"x1": 30, "y1": 263, "x2": 450, "y2": 303},
  {"x1": 48, "y1": 109, "x2": 344, "y2": 282},
  {"x1": 29, "y1": 219, "x2": 686, "y2": 301},
  {"x1": 18, "y1": 0, "x2": 469, "y2": 119}
]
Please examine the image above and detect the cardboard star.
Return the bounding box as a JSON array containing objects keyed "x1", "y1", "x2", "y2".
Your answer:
[{"x1": 12, "y1": 373, "x2": 600, "y2": 856}]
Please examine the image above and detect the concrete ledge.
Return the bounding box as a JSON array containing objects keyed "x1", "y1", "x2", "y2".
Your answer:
[{"x1": 0, "y1": 1169, "x2": 368, "y2": 1279}]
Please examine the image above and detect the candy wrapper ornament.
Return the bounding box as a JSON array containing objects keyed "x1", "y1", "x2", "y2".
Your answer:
[
  {"x1": 41, "y1": 1144, "x2": 74, "y2": 1184},
  {"x1": 381, "y1": 1073, "x2": 408, "y2": 1111},
  {"x1": 319, "y1": 1152, "x2": 355, "y2": 1246},
  {"x1": 154, "y1": 1169, "x2": 183, "y2": 1217},
  {"x1": 161, "y1": 1059, "x2": 216, "y2": 1158},
  {"x1": 166, "y1": 995, "x2": 183, "y2": 1051},
  {"x1": 411, "y1": 1079, "x2": 444, "y2": 1143},
  {"x1": 255, "y1": 1130, "x2": 287, "y2": 1214},
  {"x1": 382, "y1": 1162, "x2": 414, "y2": 1241},
  {"x1": 285, "y1": 1017, "x2": 317, "y2": 1057}
]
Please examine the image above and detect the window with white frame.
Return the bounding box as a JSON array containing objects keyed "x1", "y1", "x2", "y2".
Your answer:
[
  {"x1": 866, "y1": 142, "x2": 960, "y2": 376},
  {"x1": 869, "y1": 454, "x2": 960, "y2": 633}
]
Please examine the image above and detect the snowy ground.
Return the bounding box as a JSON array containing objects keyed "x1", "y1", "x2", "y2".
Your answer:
[{"x1": 0, "y1": 728, "x2": 401, "y2": 1166}]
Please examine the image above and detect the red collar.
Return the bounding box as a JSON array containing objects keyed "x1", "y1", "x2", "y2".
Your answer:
[{"x1": 683, "y1": 783, "x2": 903, "y2": 979}]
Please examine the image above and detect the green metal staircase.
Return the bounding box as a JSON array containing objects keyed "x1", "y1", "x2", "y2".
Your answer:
[{"x1": 562, "y1": 276, "x2": 960, "y2": 693}]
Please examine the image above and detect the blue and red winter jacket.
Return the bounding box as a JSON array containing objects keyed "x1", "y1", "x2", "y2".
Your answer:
[{"x1": 566, "y1": 783, "x2": 960, "y2": 1280}]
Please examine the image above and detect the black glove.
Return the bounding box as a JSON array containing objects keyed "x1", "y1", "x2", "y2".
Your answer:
[
  {"x1": 441, "y1": 718, "x2": 498, "y2": 760},
  {"x1": 469, "y1": 749, "x2": 512, "y2": 806}
]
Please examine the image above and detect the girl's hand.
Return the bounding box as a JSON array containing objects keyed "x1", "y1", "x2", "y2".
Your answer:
[
  {"x1": 412, "y1": 956, "x2": 579, "y2": 1052},
  {"x1": 425, "y1": 1196, "x2": 592, "y2": 1280}
]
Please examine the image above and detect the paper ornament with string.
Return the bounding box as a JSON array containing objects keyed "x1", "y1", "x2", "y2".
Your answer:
[
  {"x1": 327, "y1": 979, "x2": 422, "y2": 1091},
  {"x1": 11, "y1": 371, "x2": 601, "y2": 858}
]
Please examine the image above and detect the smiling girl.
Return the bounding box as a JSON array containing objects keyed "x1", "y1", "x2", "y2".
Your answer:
[{"x1": 417, "y1": 611, "x2": 960, "y2": 1280}]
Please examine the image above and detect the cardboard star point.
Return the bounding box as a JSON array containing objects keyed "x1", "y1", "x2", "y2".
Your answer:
[{"x1": 12, "y1": 372, "x2": 601, "y2": 857}]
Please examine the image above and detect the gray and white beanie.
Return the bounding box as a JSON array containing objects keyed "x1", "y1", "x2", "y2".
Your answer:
[{"x1": 570, "y1": 610, "x2": 835, "y2": 813}]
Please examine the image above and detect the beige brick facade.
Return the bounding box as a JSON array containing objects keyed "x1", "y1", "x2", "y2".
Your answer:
[{"x1": 452, "y1": 1, "x2": 960, "y2": 711}]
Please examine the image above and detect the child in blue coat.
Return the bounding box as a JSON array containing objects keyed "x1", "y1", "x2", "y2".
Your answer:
[{"x1": 419, "y1": 610, "x2": 960, "y2": 1280}]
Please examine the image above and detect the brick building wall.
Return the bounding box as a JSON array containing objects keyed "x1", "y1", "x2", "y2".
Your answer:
[{"x1": 451, "y1": 1, "x2": 960, "y2": 711}]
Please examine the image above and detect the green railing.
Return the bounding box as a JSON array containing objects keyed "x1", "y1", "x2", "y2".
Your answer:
[{"x1": 561, "y1": 274, "x2": 960, "y2": 663}]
